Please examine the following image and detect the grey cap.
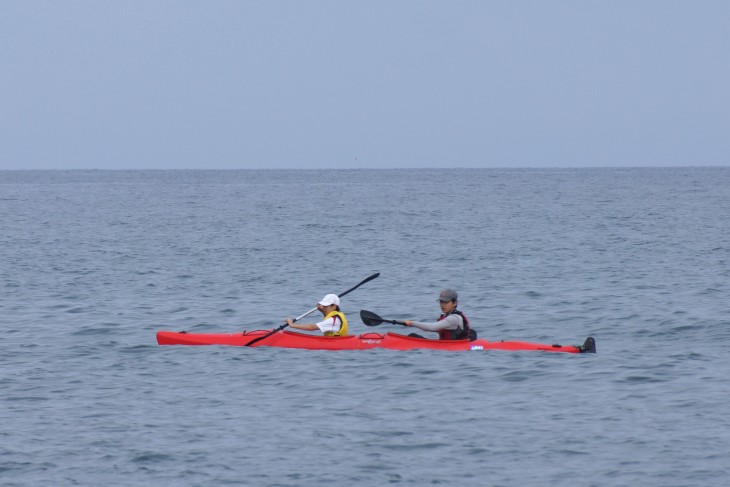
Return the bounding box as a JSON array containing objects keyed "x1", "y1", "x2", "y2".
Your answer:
[{"x1": 438, "y1": 289, "x2": 458, "y2": 302}]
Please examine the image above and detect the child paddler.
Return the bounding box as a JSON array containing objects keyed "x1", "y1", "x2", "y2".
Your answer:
[
  {"x1": 286, "y1": 294, "x2": 348, "y2": 336},
  {"x1": 403, "y1": 289, "x2": 473, "y2": 340}
]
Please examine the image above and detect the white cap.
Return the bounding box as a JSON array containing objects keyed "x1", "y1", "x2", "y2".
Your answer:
[{"x1": 318, "y1": 294, "x2": 340, "y2": 307}]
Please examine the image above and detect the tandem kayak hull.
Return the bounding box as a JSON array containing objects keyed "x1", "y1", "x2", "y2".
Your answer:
[{"x1": 156, "y1": 330, "x2": 596, "y2": 353}]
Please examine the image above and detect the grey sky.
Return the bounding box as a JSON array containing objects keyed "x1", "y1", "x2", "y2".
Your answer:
[{"x1": 1, "y1": 1, "x2": 728, "y2": 169}]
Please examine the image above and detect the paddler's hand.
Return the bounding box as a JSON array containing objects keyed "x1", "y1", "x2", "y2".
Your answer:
[
  {"x1": 286, "y1": 318, "x2": 295, "y2": 326},
  {"x1": 403, "y1": 320, "x2": 413, "y2": 327}
]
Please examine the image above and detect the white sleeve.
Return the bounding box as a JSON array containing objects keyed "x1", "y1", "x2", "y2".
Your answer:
[{"x1": 315, "y1": 316, "x2": 341, "y2": 333}]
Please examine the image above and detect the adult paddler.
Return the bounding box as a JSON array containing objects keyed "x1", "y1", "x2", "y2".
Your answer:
[
  {"x1": 286, "y1": 294, "x2": 348, "y2": 336},
  {"x1": 403, "y1": 289, "x2": 473, "y2": 340}
]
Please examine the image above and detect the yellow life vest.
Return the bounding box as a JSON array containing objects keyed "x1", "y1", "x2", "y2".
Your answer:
[{"x1": 323, "y1": 310, "x2": 348, "y2": 337}]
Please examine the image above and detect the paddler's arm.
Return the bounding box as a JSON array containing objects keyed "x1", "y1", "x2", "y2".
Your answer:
[
  {"x1": 286, "y1": 319, "x2": 319, "y2": 331},
  {"x1": 403, "y1": 314, "x2": 462, "y2": 332}
]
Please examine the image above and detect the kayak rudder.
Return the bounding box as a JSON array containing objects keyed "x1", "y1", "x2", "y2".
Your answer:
[{"x1": 579, "y1": 336, "x2": 596, "y2": 353}]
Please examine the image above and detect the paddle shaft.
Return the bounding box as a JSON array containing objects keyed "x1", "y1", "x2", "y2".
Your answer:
[
  {"x1": 244, "y1": 272, "x2": 380, "y2": 347},
  {"x1": 377, "y1": 317, "x2": 406, "y2": 325}
]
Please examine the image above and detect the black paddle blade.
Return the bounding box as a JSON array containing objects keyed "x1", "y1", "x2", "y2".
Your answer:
[{"x1": 360, "y1": 310, "x2": 385, "y2": 326}]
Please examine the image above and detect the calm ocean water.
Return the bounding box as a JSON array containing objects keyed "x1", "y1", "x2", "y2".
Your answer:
[{"x1": 1, "y1": 168, "x2": 729, "y2": 486}]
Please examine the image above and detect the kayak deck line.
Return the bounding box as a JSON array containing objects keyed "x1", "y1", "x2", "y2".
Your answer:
[{"x1": 157, "y1": 329, "x2": 597, "y2": 353}]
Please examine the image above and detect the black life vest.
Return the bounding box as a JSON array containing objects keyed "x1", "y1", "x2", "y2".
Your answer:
[{"x1": 437, "y1": 310, "x2": 470, "y2": 340}]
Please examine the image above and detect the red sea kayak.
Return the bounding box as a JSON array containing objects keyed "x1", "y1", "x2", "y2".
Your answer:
[{"x1": 156, "y1": 329, "x2": 596, "y2": 353}]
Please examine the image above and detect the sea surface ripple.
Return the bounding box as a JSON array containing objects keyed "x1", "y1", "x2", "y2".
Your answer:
[{"x1": 1, "y1": 168, "x2": 729, "y2": 486}]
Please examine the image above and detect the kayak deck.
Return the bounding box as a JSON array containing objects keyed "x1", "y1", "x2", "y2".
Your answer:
[{"x1": 156, "y1": 329, "x2": 596, "y2": 353}]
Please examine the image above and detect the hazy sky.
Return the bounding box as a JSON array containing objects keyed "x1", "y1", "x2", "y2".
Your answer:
[{"x1": 1, "y1": 1, "x2": 728, "y2": 169}]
